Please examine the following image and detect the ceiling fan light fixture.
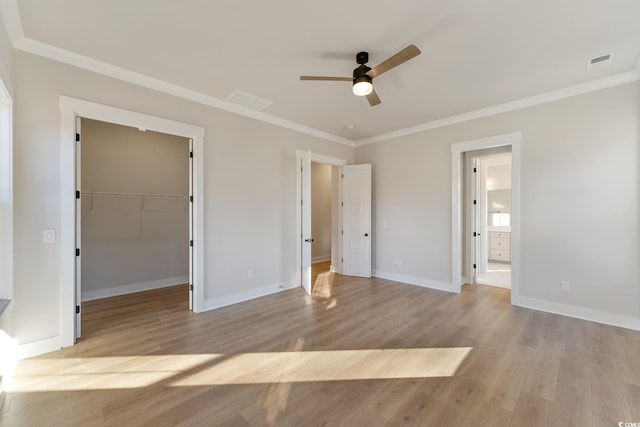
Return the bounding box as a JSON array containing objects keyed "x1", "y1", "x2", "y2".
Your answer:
[{"x1": 352, "y1": 76, "x2": 373, "y2": 96}]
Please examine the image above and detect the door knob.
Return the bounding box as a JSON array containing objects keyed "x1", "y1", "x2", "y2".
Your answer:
[
  {"x1": 305, "y1": 238, "x2": 314, "y2": 242},
  {"x1": 364, "y1": 233, "x2": 369, "y2": 237}
]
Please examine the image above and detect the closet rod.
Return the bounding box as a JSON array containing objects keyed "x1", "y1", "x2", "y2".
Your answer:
[{"x1": 81, "y1": 191, "x2": 188, "y2": 200}]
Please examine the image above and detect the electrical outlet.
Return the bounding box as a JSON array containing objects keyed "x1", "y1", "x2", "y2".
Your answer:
[
  {"x1": 43, "y1": 229, "x2": 56, "y2": 243},
  {"x1": 248, "y1": 269, "x2": 254, "y2": 279},
  {"x1": 560, "y1": 280, "x2": 570, "y2": 292}
]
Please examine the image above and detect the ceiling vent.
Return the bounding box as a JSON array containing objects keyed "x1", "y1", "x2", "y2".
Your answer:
[
  {"x1": 224, "y1": 90, "x2": 272, "y2": 111},
  {"x1": 587, "y1": 53, "x2": 614, "y2": 71}
]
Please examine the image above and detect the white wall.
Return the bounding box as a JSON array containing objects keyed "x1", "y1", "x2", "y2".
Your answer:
[
  {"x1": 0, "y1": 17, "x2": 12, "y2": 340},
  {"x1": 0, "y1": 16, "x2": 12, "y2": 95},
  {"x1": 311, "y1": 162, "x2": 331, "y2": 262},
  {"x1": 11, "y1": 51, "x2": 354, "y2": 347},
  {"x1": 80, "y1": 119, "x2": 189, "y2": 300},
  {"x1": 486, "y1": 161, "x2": 511, "y2": 190},
  {"x1": 356, "y1": 81, "x2": 640, "y2": 325}
]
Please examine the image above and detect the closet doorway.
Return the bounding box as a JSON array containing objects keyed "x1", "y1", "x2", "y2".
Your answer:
[
  {"x1": 60, "y1": 97, "x2": 204, "y2": 347},
  {"x1": 77, "y1": 118, "x2": 191, "y2": 337},
  {"x1": 310, "y1": 162, "x2": 339, "y2": 282}
]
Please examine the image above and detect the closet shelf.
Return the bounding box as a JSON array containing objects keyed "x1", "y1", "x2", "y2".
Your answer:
[{"x1": 81, "y1": 191, "x2": 188, "y2": 200}]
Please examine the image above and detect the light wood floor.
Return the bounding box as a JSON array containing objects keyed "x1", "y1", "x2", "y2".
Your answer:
[{"x1": 2, "y1": 273, "x2": 640, "y2": 426}]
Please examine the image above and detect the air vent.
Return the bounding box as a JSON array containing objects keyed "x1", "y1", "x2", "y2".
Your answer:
[
  {"x1": 587, "y1": 53, "x2": 614, "y2": 71},
  {"x1": 224, "y1": 90, "x2": 272, "y2": 111}
]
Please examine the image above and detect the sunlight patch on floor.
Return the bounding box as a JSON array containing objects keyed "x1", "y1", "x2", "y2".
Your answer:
[
  {"x1": 312, "y1": 273, "x2": 334, "y2": 299},
  {"x1": 8, "y1": 347, "x2": 472, "y2": 392},
  {"x1": 172, "y1": 347, "x2": 473, "y2": 386},
  {"x1": 8, "y1": 354, "x2": 219, "y2": 392}
]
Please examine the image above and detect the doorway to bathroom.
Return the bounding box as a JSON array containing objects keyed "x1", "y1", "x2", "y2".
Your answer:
[{"x1": 473, "y1": 153, "x2": 512, "y2": 289}]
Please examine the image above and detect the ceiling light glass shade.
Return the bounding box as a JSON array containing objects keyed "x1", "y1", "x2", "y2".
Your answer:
[{"x1": 352, "y1": 77, "x2": 373, "y2": 96}]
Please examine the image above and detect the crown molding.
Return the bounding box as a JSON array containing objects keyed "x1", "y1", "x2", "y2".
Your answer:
[
  {"x1": 356, "y1": 69, "x2": 640, "y2": 146},
  {"x1": 11, "y1": 36, "x2": 356, "y2": 147},
  {"x1": 2, "y1": 0, "x2": 638, "y2": 148}
]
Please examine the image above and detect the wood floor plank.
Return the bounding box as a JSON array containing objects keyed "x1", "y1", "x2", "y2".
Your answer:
[{"x1": 2, "y1": 277, "x2": 640, "y2": 426}]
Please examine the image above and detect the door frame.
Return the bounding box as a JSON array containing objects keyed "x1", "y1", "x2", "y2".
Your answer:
[
  {"x1": 451, "y1": 131, "x2": 521, "y2": 304},
  {"x1": 296, "y1": 150, "x2": 347, "y2": 290},
  {"x1": 60, "y1": 96, "x2": 205, "y2": 347}
]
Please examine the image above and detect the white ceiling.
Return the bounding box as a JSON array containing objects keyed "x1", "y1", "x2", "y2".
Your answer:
[{"x1": 4, "y1": 0, "x2": 640, "y2": 144}]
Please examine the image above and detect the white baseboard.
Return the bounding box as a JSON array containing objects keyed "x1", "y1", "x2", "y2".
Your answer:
[
  {"x1": 17, "y1": 336, "x2": 62, "y2": 360},
  {"x1": 203, "y1": 280, "x2": 298, "y2": 311},
  {"x1": 515, "y1": 296, "x2": 640, "y2": 331},
  {"x1": 373, "y1": 270, "x2": 457, "y2": 293},
  {"x1": 312, "y1": 255, "x2": 331, "y2": 263},
  {"x1": 81, "y1": 275, "x2": 189, "y2": 302}
]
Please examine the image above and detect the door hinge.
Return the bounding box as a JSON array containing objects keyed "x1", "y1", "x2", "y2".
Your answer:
[
  {"x1": 75, "y1": 248, "x2": 80, "y2": 256},
  {"x1": 341, "y1": 257, "x2": 343, "y2": 263},
  {"x1": 75, "y1": 133, "x2": 80, "y2": 142},
  {"x1": 189, "y1": 195, "x2": 193, "y2": 202},
  {"x1": 341, "y1": 174, "x2": 344, "y2": 178},
  {"x1": 189, "y1": 240, "x2": 193, "y2": 247},
  {"x1": 473, "y1": 167, "x2": 477, "y2": 173},
  {"x1": 473, "y1": 199, "x2": 477, "y2": 205},
  {"x1": 76, "y1": 191, "x2": 80, "y2": 199},
  {"x1": 473, "y1": 263, "x2": 477, "y2": 269},
  {"x1": 341, "y1": 230, "x2": 343, "y2": 235},
  {"x1": 473, "y1": 232, "x2": 477, "y2": 237},
  {"x1": 301, "y1": 200, "x2": 303, "y2": 205},
  {"x1": 189, "y1": 151, "x2": 193, "y2": 158},
  {"x1": 341, "y1": 202, "x2": 343, "y2": 206},
  {"x1": 76, "y1": 305, "x2": 80, "y2": 314},
  {"x1": 189, "y1": 284, "x2": 193, "y2": 291},
  {"x1": 301, "y1": 166, "x2": 303, "y2": 172}
]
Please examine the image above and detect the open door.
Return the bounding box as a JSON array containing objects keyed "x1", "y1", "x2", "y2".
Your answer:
[
  {"x1": 188, "y1": 138, "x2": 194, "y2": 309},
  {"x1": 300, "y1": 151, "x2": 312, "y2": 294},
  {"x1": 341, "y1": 164, "x2": 371, "y2": 278},
  {"x1": 74, "y1": 116, "x2": 82, "y2": 340},
  {"x1": 471, "y1": 158, "x2": 480, "y2": 283}
]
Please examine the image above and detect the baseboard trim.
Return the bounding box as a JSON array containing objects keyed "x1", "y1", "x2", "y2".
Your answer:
[
  {"x1": 373, "y1": 270, "x2": 457, "y2": 293},
  {"x1": 81, "y1": 275, "x2": 189, "y2": 301},
  {"x1": 17, "y1": 336, "x2": 62, "y2": 360},
  {"x1": 312, "y1": 256, "x2": 331, "y2": 263},
  {"x1": 515, "y1": 296, "x2": 640, "y2": 331},
  {"x1": 203, "y1": 280, "x2": 298, "y2": 311}
]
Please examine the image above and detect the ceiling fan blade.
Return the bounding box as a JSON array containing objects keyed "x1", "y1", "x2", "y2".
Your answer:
[
  {"x1": 366, "y1": 89, "x2": 381, "y2": 106},
  {"x1": 367, "y1": 44, "x2": 421, "y2": 78},
  {"x1": 300, "y1": 76, "x2": 352, "y2": 81}
]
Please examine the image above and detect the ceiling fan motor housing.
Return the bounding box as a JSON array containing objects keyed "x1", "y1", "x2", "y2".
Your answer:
[
  {"x1": 353, "y1": 64, "x2": 372, "y2": 80},
  {"x1": 356, "y1": 51, "x2": 369, "y2": 65}
]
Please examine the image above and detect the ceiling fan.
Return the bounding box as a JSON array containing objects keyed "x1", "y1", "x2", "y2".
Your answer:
[{"x1": 300, "y1": 44, "x2": 421, "y2": 107}]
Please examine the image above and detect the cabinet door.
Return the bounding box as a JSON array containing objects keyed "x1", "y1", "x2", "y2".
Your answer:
[{"x1": 489, "y1": 249, "x2": 511, "y2": 261}]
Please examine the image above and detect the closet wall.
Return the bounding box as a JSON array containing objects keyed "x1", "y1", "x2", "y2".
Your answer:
[
  {"x1": 311, "y1": 162, "x2": 332, "y2": 262},
  {"x1": 80, "y1": 119, "x2": 190, "y2": 301}
]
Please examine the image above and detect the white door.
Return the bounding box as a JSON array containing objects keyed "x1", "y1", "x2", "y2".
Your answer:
[
  {"x1": 341, "y1": 164, "x2": 371, "y2": 278},
  {"x1": 300, "y1": 151, "x2": 312, "y2": 294},
  {"x1": 188, "y1": 139, "x2": 194, "y2": 309},
  {"x1": 75, "y1": 117, "x2": 82, "y2": 340}
]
